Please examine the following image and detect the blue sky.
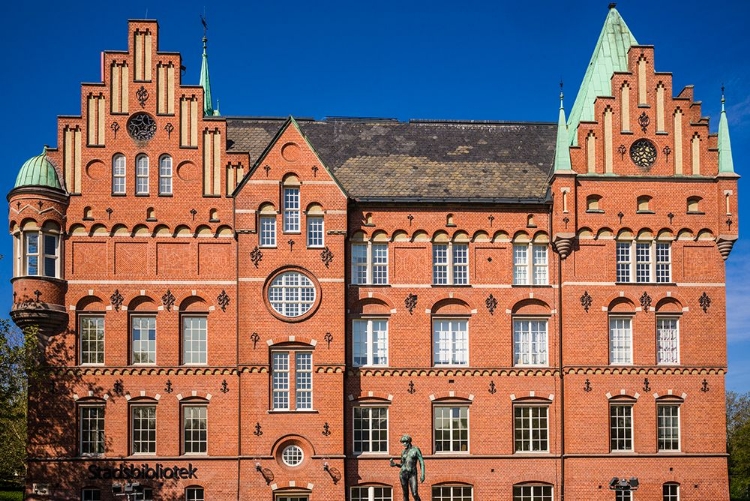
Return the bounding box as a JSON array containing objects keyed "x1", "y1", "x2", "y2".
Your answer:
[{"x1": 2, "y1": 0, "x2": 749, "y2": 390}]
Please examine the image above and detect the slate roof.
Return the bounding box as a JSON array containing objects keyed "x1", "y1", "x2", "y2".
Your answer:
[{"x1": 226, "y1": 117, "x2": 556, "y2": 204}]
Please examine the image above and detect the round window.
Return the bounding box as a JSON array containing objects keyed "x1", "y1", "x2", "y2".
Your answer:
[
  {"x1": 281, "y1": 445, "x2": 304, "y2": 467},
  {"x1": 127, "y1": 112, "x2": 157, "y2": 141},
  {"x1": 629, "y1": 138, "x2": 657, "y2": 169},
  {"x1": 268, "y1": 271, "x2": 316, "y2": 318}
]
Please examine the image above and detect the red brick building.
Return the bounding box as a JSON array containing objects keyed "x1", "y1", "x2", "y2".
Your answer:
[{"x1": 8, "y1": 6, "x2": 737, "y2": 501}]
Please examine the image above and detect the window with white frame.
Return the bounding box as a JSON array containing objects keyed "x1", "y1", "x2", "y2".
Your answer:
[
  {"x1": 658, "y1": 404, "x2": 680, "y2": 451},
  {"x1": 136, "y1": 154, "x2": 149, "y2": 195},
  {"x1": 351, "y1": 486, "x2": 393, "y2": 501},
  {"x1": 283, "y1": 187, "x2": 300, "y2": 232},
  {"x1": 433, "y1": 243, "x2": 469, "y2": 285},
  {"x1": 663, "y1": 483, "x2": 679, "y2": 501},
  {"x1": 23, "y1": 230, "x2": 60, "y2": 278},
  {"x1": 609, "y1": 317, "x2": 632, "y2": 365},
  {"x1": 610, "y1": 404, "x2": 633, "y2": 451},
  {"x1": 81, "y1": 488, "x2": 101, "y2": 501},
  {"x1": 183, "y1": 405, "x2": 207, "y2": 454},
  {"x1": 131, "y1": 405, "x2": 156, "y2": 454},
  {"x1": 79, "y1": 405, "x2": 105, "y2": 455},
  {"x1": 281, "y1": 444, "x2": 304, "y2": 466},
  {"x1": 351, "y1": 241, "x2": 388, "y2": 285},
  {"x1": 353, "y1": 406, "x2": 388, "y2": 454},
  {"x1": 434, "y1": 406, "x2": 469, "y2": 452},
  {"x1": 159, "y1": 155, "x2": 172, "y2": 195},
  {"x1": 307, "y1": 216, "x2": 324, "y2": 248},
  {"x1": 352, "y1": 319, "x2": 388, "y2": 367},
  {"x1": 433, "y1": 319, "x2": 468, "y2": 366},
  {"x1": 112, "y1": 154, "x2": 126, "y2": 194},
  {"x1": 616, "y1": 241, "x2": 671, "y2": 283},
  {"x1": 185, "y1": 487, "x2": 205, "y2": 501},
  {"x1": 268, "y1": 271, "x2": 316, "y2": 318},
  {"x1": 432, "y1": 485, "x2": 473, "y2": 500},
  {"x1": 272, "y1": 351, "x2": 313, "y2": 410},
  {"x1": 182, "y1": 316, "x2": 207, "y2": 365},
  {"x1": 513, "y1": 244, "x2": 548, "y2": 285},
  {"x1": 80, "y1": 316, "x2": 105, "y2": 365},
  {"x1": 615, "y1": 492, "x2": 632, "y2": 501},
  {"x1": 260, "y1": 215, "x2": 277, "y2": 247},
  {"x1": 514, "y1": 405, "x2": 549, "y2": 452},
  {"x1": 513, "y1": 319, "x2": 548, "y2": 366},
  {"x1": 131, "y1": 316, "x2": 156, "y2": 364},
  {"x1": 657, "y1": 317, "x2": 679, "y2": 364},
  {"x1": 513, "y1": 484, "x2": 553, "y2": 501}
]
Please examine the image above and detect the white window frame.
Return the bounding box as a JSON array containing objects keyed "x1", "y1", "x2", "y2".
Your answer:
[
  {"x1": 657, "y1": 404, "x2": 680, "y2": 451},
  {"x1": 131, "y1": 316, "x2": 156, "y2": 365},
  {"x1": 610, "y1": 403, "x2": 633, "y2": 452},
  {"x1": 283, "y1": 187, "x2": 300, "y2": 233},
  {"x1": 272, "y1": 350, "x2": 313, "y2": 411},
  {"x1": 433, "y1": 319, "x2": 468, "y2": 366},
  {"x1": 353, "y1": 406, "x2": 389, "y2": 454},
  {"x1": 434, "y1": 405, "x2": 469, "y2": 453},
  {"x1": 259, "y1": 215, "x2": 277, "y2": 247},
  {"x1": 657, "y1": 317, "x2": 679, "y2": 365},
  {"x1": 183, "y1": 404, "x2": 207, "y2": 455},
  {"x1": 159, "y1": 155, "x2": 172, "y2": 195},
  {"x1": 513, "y1": 484, "x2": 554, "y2": 501},
  {"x1": 351, "y1": 242, "x2": 388, "y2": 285},
  {"x1": 22, "y1": 230, "x2": 60, "y2": 278},
  {"x1": 136, "y1": 154, "x2": 149, "y2": 195},
  {"x1": 433, "y1": 242, "x2": 469, "y2": 285},
  {"x1": 80, "y1": 315, "x2": 105, "y2": 365},
  {"x1": 350, "y1": 485, "x2": 393, "y2": 501},
  {"x1": 306, "y1": 215, "x2": 324, "y2": 248},
  {"x1": 352, "y1": 319, "x2": 389, "y2": 367},
  {"x1": 112, "y1": 154, "x2": 126, "y2": 194},
  {"x1": 281, "y1": 444, "x2": 304, "y2": 466},
  {"x1": 609, "y1": 316, "x2": 633, "y2": 365},
  {"x1": 131, "y1": 404, "x2": 157, "y2": 455},
  {"x1": 513, "y1": 319, "x2": 548, "y2": 366},
  {"x1": 513, "y1": 243, "x2": 548, "y2": 285},
  {"x1": 514, "y1": 405, "x2": 549, "y2": 453},
  {"x1": 615, "y1": 491, "x2": 632, "y2": 501},
  {"x1": 617, "y1": 241, "x2": 671, "y2": 283},
  {"x1": 662, "y1": 483, "x2": 679, "y2": 501},
  {"x1": 182, "y1": 316, "x2": 207, "y2": 365},
  {"x1": 268, "y1": 271, "x2": 316, "y2": 318},
  {"x1": 79, "y1": 405, "x2": 105, "y2": 456},
  {"x1": 185, "y1": 487, "x2": 205, "y2": 501},
  {"x1": 431, "y1": 485, "x2": 473, "y2": 500}
]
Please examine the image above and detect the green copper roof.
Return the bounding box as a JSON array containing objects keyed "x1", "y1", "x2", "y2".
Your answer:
[
  {"x1": 554, "y1": 91, "x2": 572, "y2": 172},
  {"x1": 568, "y1": 6, "x2": 637, "y2": 145},
  {"x1": 718, "y1": 93, "x2": 735, "y2": 174},
  {"x1": 200, "y1": 36, "x2": 216, "y2": 116},
  {"x1": 14, "y1": 149, "x2": 62, "y2": 189}
]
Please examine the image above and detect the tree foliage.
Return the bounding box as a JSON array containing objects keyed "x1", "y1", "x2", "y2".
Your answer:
[{"x1": 728, "y1": 390, "x2": 750, "y2": 500}]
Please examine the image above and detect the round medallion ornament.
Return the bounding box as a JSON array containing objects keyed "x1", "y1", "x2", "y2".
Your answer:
[
  {"x1": 127, "y1": 112, "x2": 157, "y2": 141},
  {"x1": 629, "y1": 139, "x2": 657, "y2": 169}
]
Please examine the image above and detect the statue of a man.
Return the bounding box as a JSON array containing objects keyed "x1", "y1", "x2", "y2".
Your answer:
[{"x1": 389, "y1": 434, "x2": 425, "y2": 501}]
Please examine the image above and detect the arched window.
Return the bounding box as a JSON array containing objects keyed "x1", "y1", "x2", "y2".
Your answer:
[
  {"x1": 159, "y1": 155, "x2": 172, "y2": 195},
  {"x1": 136, "y1": 154, "x2": 149, "y2": 195},
  {"x1": 513, "y1": 483, "x2": 553, "y2": 500},
  {"x1": 112, "y1": 154, "x2": 126, "y2": 194}
]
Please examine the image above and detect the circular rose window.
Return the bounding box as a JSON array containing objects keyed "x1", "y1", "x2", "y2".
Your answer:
[
  {"x1": 629, "y1": 138, "x2": 657, "y2": 169},
  {"x1": 268, "y1": 271, "x2": 316, "y2": 318},
  {"x1": 127, "y1": 112, "x2": 157, "y2": 141},
  {"x1": 281, "y1": 445, "x2": 304, "y2": 467}
]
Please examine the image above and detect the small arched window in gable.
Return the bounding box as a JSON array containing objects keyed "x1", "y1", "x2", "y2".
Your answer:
[
  {"x1": 687, "y1": 196, "x2": 702, "y2": 214},
  {"x1": 586, "y1": 195, "x2": 603, "y2": 212},
  {"x1": 637, "y1": 195, "x2": 653, "y2": 213}
]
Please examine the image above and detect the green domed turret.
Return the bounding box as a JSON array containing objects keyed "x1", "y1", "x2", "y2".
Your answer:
[{"x1": 15, "y1": 148, "x2": 62, "y2": 190}]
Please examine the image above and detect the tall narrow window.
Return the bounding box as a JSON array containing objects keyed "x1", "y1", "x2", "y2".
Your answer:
[
  {"x1": 24, "y1": 231, "x2": 59, "y2": 278},
  {"x1": 433, "y1": 319, "x2": 468, "y2": 366},
  {"x1": 183, "y1": 405, "x2": 207, "y2": 454},
  {"x1": 352, "y1": 319, "x2": 389, "y2": 367},
  {"x1": 80, "y1": 316, "x2": 105, "y2": 365},
  {"x1": 351, "y1": 242, "x2": 388, "y2": 285},
  {"x1": 514, "y1": 406, "x2": 549, "y2": 452},
  {"x1": 657, "y1": 317, "x2": 679, "y2": 364},
  {"x1": 182, "y1": 316, "x2": 207, "y2": 365},
  {"x1": 610, "y1": 404, "x2": 633, "y2": 451},
  {"x1": 433, "y1": 244, "x2": 449, "y2": 284},
  {"x1": 434, "y1": 406, "x2": 469, "y2": 452},
  {"x1": 296, "y1": 352, "x2": 313, "y2": 410},
  {"x1": 79, "y1": 406, "x2": 105, "y2": 455},
  {"x1": 113, "y1": 154, "x2": 126, "y2": 194},
  {"x1": 272, "y1": 350, "x2": 313, "y2": 411},
  {"x1": 131, "y1": 405, "x2": 156, "y2": 454},
  {"x1": 656, "y1": 243, "x2": 671, "y2": 283},
  {"x1": 131, "y1": 316, "x2": 156, "y2": 364},
  {"x1": 513, "y1": 320, "x2": 548, "y2": 366},
  {"x1": 307, "y1": 216, "x2": 324, "y2": 248},
  {"x1": 616, "y1": 242, "x2": 632, "y2": 282},
  {"x1": 514, "y1": 244, "x2": 548, "y2": 285},
  {"x1": 260, "y1": 215, "x2": 277, "y2": 247},
  {"x1": 272, "y1": 352, "x2": 290, "y2": 410},
  {"x1": 609, "y1": 317, "x2": 632, "y2": 365},
  {"x1": 159, "y1": 155, "x2": 172, "y2": 195},
  {"x1": 283, "y1": 187, "x2": 300, "y2": 232},
  {"x1": 636, "y1": 243, "x2": 652, "y2": 282},
  {"x1": 663, "y1": 483, "x2": 679, "y2": 501},
  {"x1": 658, "y1": 404, "x2": 680, "y2": 451},
  {"x1": 433, "y1": 243, "x2": 469, "y2": 285},
  {"x1": 136, "y1": 154, "x2": 149, "y2": 195},
  {"x1": 353, "y1": 407, "x2": 388, "y2": 454}
]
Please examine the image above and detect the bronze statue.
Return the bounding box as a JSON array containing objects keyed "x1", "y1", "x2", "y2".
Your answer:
[{"x1": 390, "y1": 434, "x2": 425, "y2": 501}]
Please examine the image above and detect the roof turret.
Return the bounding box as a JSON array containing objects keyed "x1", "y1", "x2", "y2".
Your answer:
[{"x1": 14, "y1": 148, "x2": 62, "y2": 190}]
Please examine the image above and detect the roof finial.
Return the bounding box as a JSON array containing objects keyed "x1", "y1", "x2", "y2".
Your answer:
[
  {"x1": 609, "y1": 3, "x2": 617, "y2": 9},
  {"x1": 559, "y1": 80, "x2": 564, "y2": 104},
  {"x1": 721, "y1": 83, "x2": 726, "y2": 111}
]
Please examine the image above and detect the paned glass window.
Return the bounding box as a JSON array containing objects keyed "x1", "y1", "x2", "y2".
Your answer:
[
  {"x1": 609, "y1": 317, "x2": 632, "y2": 365},
  {"x1": 658, "y1": 404, "x2": 680, "y2": 451},
  {"x1": 268, "y1": 271, "x2": 316, "y2": 318},
  {"x1": 433, "y1": 319, "x2": 468, "y2": 366},
  {"x1": 185, "y1": 487, "x2": 204, "y2": 501},
  {"x1": 352, "y1": 319, "x2": 388, "y2": 367},
  {"x1": 353, "y1": 407, "x2": 388, "y2": 454},
  {"x1": 159, "y1": 155, "x2": 172, "y2": 195},
  {"x1": 131, "y1": 316, "x2": 156, "y2": 364},
  {"x1": 260, "y1": 216, "x2": 277, "y2": 247},
  {"x1": 617, "y1": 241, "x2": 671, "y2": 282},
  {"x1": 183, "y1": 405, "x2": 207, "y2": 454},
  {"x1": 24, "y1": 232, "x2": 59, "y2": 277},
  {"x1": 82, "y1": 489, "x2": 101, "y2": 501},
  {"x1": 514, "y1": 406, "x2": 548, "y2": 452},
  {"x1": 132, "y1": 405, "x2": 156, "y2": 454},
  {"x1": 663, "y1": 483, "x2": 679, "y2": 501},
  {"x1": 80, "y1": 316, "x2": 105, "y2": 365},
  {"x1": 272, "y1": 351, "x2": 313, "y2": 411},
  {"x1": 513, "y1": 484, "x2": 553, "y2": 501},
  {"x1": 283, "y1": 187, "x2": 300, "y2": 232},
  {"x1": 80, "y1": 406, "x2": 105, "y2": 455},
  {"x1": 434, "y1": 406, "x2": 469, "y2": 452},
  {"x1": 272, "y1": 352, "x2": 290, "y2": 410},
  {"x1": 136, "y1": 154, "x2": 149, "y2": 194},
  {"x1": 113, "y1": 154, "x2": 126, "y2": 194},
  {"x1": 282, "y1": 444, "x2": 304, "y2": 466},
  {"x1": 351, "y1": 243, "x2": 389, "y2": 285},
  {"x1": 657, "y1": 318, "x2": 679, "y2": 364},
  {"x1": 351, "y1": 486, "x2": 393, "y2": 501},
  {"x1": 296, "y1": 352, "x2": 313, "y2": 410},
  {"x1": 431, "y1": 485, "x2": 473, "y2": 501},
  {"x1": 514, "y1": 244, "x2": 548, "y2": 285},
  {"x1": 307, "y1": 216, "x2": 324, "y2": 248},
  {"x1": 610, "y1": 404, "x2": 633, "y2": 451},
  {"x1": 182, "y1": 316, "x2": 207, "y2": 365},
  {"x1": 433, "y1": 243, "x2": 469, "y2": 285},
  {"x1": 513, "y1": 320, "x2": 548, "y2": 366},
  {"x1": 615, "y1": 492, "x2": 632, "y2": 501}
]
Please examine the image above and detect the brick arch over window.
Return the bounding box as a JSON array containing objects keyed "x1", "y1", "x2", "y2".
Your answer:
[
  {"x1": 654, "y1": 297, "x2": 683, "y2": 313},
  {"x1": 606, "y1": 297, "x2": 636, "y2": 313},
  {"x1": 76, "y1": 296, "x2": 105, "y2": 311},
  {"x1": 179, "y1": 296, "x2": 208, "y2": 312},
  {"x1": 128, "y1": 295, "x2": 157, "y2": 311},
  {"x1": 431, "y1": 297, "x2": 472, "y2": 316},
  {"x1": 511, "y1": 298, "x2": 551, "y2": 316},
  {"x1": 350, "y1": 296, "x2": 394, "y2": 316}
]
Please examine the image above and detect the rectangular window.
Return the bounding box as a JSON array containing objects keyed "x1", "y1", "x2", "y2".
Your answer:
[
  {"x1": 350, "y1": 486, "x2": 392, "y2": 501},
  {"x1": 260, "y1": 216, "x2": 277, "y2": 247},
  {"x1": 185, "y1": 487, "x2": 204, "y2": 501},
  {"x1": 272, "y1": 351, "x2": 313, "y2": 411},
  {"x1": 615, "y1": 492, "x2": 632, "y2": 501},
  {"x1": 80, "y1": 316, "x2": 105, "y2": 365},
  {"x1": 453, "y1": 244, "x2": 468, "y2": 285},
  {"x1": 433, "y1": 243, "x2": 469, "y2": 285},
  {"x1": 513, "y1": 320, "x2": 548, "y2": 366},
  {"x1": 132, "y1": 405, "x2": 156, "y2": 454},
  {"x1": 636, "y1": 242, "x2": 651, "y2": 282},
  {"x1": 353, "y1": 407, "x2": 388, "y2": 454},
  {"x1": 296, "y1": 352, "x2": 313, "y2": 410},
  {"x1": 183, "y1": 405, "x2": 207, "y2": 454},
  {"x1": 610, "y1": 404, "x2": 633, "y2": 451},
  {"x1": 656, "y1": 243, "x2": 671, "y2": 283},
  {"x1": 80, "y1": 406, "x2": 105, "y2": 455},
  {"x1": 131, "y1": 316, "x2": 156, "y2": 364},
  {"x1": 159, "y1": 156, "x2": 172, "y2": 195},
  {"x1": 113, "y1": 155, "x2": 126, "y2": 194},
  {"x1": 513, "y1": 484, "x2": 553, "y2": 501},
  {"x1": 283, "y1": 187, "x2": 300, "y2": 232},
  {"x1": 658, "y1": 405, "x2": 680, "y2": 451},
  {"x1": 433, "y1": 319, "x2": 468, "y2": 366},
  {"x1": 24, "y1": 233, "x2": 39, "y2": 276},
  {"x1": 616, "y1": 242, "x2": 631, "y2": 282},
  {"x1": 351, "y1": 243, "x2": 388, "y2": 285},
  {"x1": 182, "y1": 316, "x2": 207, "y2": 365},
  {"x1": 514, "y1": 244, "x2": 548, "y2": 285},
  {"x1": 272, "y1": 352, "x2": 289, "y2": 410},
  {"x1": 657, "y1": 317, "x2": 679, "y2": 364},
  {"x1": 43, "y1": 234, "x2": 58, "y2": 277},
  {"x1": 136, "y1": 155, "x2": 149, "y2": 195},
  {"x1": 514, "y1": 406, "x2": 549, "y2": 452},
  {"x1": 617, "y1": 241, "x2": 671, "y2": 283},
  {"x1": 609, "y1": 317, "x2": 632, "y2": 365},
  {"x1": 433, "y1": 244, "x2": 449, "y2": 284},
  {"x1": 432, "y1": 485, "x2": 473, "y2": 500},
  {"x1": 307, "y1": 216, "x2": 324, "y2": 247},
  {"x1": 352, "y1": 319, "x2": 388, "y2": 367},
  {"x1": 82, "y1": 489, "x2": 101, "y2": 501},
  {"x1": 24, "y1": 233, "x2": 59, "y2": 278},
  {"x1": 434, "y1": 406, "x2": 469, "y2": 452},
  {"x1": 663, "y1": 483, "x2": 679, "y2": 501}
]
